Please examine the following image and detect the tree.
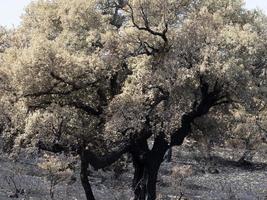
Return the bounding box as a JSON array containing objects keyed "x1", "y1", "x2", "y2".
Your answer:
[{"x1": 0, "y1": 0, "x2": 266, "y2": 200}]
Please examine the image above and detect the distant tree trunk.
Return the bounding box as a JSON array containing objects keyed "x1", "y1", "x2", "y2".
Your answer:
[
  {"x1": 164, "y1": 147, "x2": 172, "y2": 162},
  {"x1": 49, "y1": 179, "x2": 55, "y2": 200},
  {"x1": 238, "y1": 138, "x2": 254, "y2": 166},
  {"x1": 80, "y1": 151, "x2": 96, "y2": 200}
]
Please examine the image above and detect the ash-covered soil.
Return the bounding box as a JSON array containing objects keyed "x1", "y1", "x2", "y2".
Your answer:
[{"x1": 0, "y1": 146, "x2": 266, "y2": 200}]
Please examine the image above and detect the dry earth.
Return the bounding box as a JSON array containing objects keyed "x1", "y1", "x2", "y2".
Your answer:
[{"x1": 0, "y1": 146, "x2": 266, "y2": 200}]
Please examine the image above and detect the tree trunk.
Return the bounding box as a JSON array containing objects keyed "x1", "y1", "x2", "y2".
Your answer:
[
  {"x1": 136, "y1": 157, "x2": 165, "y2": 200},
  {"x1": 164, "y1": 148, "x2": 172, "y2": 162},
  {"x1": 49, "y1": 179, "x2": 55, "y2": 200},
  {"x1": 238, "y1": 138, "x2": 254, "y2": 166},
  {"x1": 144, "y1": 164, "x2": 161, "y2": 200},
  {"x1": 132, "y1": 158, "x2": 145, "y2": 200},
  {"x1": 132, "y1": 134, "x2": 169, "y2": 200},
  {"x1": 238, "y1": 150, "x2": 253, "y2": 166},
  {"x1": 80, "y1": 152, "x2": 96, "y2": 200},
  {"x1": 131, "y1": 139, "x2": 149, "y2": 200}
]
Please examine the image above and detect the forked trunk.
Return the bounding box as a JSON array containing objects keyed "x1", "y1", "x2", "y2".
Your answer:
[{"x1": 132, "y1": 134, "x2": 169, "y2": 200}]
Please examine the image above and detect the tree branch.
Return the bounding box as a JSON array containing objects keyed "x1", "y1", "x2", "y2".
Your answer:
[
  {"x1": 83, "y1": 141, "x2": 131, "y2": 170},
  {"x1": 127, "y1": 3, "x2": 168, "y2": 44},
  {"x1": 23, "y1": 71, "x2": 97, "y2": 98},
  {"x1": 170, "y1": 78, "x2": 228, "y2": 146}
]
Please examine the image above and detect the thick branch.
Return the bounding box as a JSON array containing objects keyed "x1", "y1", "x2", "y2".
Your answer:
[
  {"x1": 170, "y1": 79, "x2": 229, "y2": 146},
  {"x1": 24, "y1": 71, "x2": 97, "y2": 98},
  {"x1": 84, "y1": 141, "x2": 131, "y2": 170},
  {"x1": 68, "y1": 101, "x2": 102, "y2": 116},
  {"x1": 36, "y1": 140, "x2": 70, "y2": 153},
  {"x1": 24, "y1": 71, "x2": 102, "y2": 116},
  {"x1": 27, "y1": 99, "x2": 101, "y2": 117}
]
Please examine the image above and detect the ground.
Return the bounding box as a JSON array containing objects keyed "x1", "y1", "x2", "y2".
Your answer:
[{"x1": 0, "y1": 144, "x2": 266, "y2": 200}]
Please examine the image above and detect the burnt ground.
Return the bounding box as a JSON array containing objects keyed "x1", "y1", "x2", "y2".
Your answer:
[{"x1": 0, "y1": 146, "x2": 266, "y2": 200}]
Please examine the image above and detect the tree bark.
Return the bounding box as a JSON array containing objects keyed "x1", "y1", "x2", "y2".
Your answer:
[
  {"x1": 132, "y1": 134, "x2": 169, "y2": 200},
  {"x1": 132, "y1": 157, "x2": 145, "y2": 200},
  {"x1": 164, "y1": 148, "x2": 172, "y2": 162},
  {"x1": 131, "y1": 139, "x2": 149, "y2": 200},
  {"x1": 80, "y1": 151, "x2": 96, "y2": 200},
  {"x1": 144, "y1": 165, "x2": 160, "y2": 200},
  {"x1": 136, "y1": 154, "x2": 166, "y2": 200}
]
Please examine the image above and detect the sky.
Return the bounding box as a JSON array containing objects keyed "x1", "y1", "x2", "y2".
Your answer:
[
  {"x1": 0, "y1": 0, "x2": 267, "y2": 28},
  {"x1": 0, "y1": 0, "x2": 32, "y2": 28}
]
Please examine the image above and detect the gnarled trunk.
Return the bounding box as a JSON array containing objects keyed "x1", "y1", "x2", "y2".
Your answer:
[{"x1": 132, "y1": 134, "x2": 169, "y2": 200}]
